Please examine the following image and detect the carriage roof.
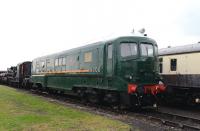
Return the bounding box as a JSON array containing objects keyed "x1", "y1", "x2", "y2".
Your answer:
[{"x1": 159, "y1": 42, "x2": 200, "y2": 56}]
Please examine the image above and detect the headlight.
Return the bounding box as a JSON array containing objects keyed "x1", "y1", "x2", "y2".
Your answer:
[{"x1": 159, "y1": 81, "x2": 164, "y2": 85}]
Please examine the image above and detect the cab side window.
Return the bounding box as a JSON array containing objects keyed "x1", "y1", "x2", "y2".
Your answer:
[{"x1": 108, "y1": 44, "x2": 112, "y2": 59}]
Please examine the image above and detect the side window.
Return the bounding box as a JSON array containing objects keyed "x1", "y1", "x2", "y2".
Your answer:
[
  {"x1": 66, "y1": 55, "x2": 79, "y2": 66},
  {"x1": 76, "y1": 56, "x2": 79, "y2": 61},
  {"x1": 46, "y1": 59, "x2": 50, "y2": 67},
  {"x1": 41, "y1": 61, "x2": 45, "y2": 68},
  {"x1": 59, "y1": 58, "x2": 62, "y2": 66},
  {"x1": 55, "y1": 58, "x2": 59, "y2": 66},
  {"x1": 62, "y1": 57, "x2": 66, "y2": 65},
  {"x1": 108, "y1": 44, "x2": 112, "y2": 59},
  {"x1": 159, "y1": 58, "x2": 163, "y2": 73},
  {"x1": 56, "y1": 57, "x2": 66, "y2": 66},
  {"x1": 36, "y1": 61, "x2": 40, "y2": 73},
  {"x1": 170, "y1": 59, "x2": 177, "y2": 71},
  {"x1": 84, "y1": 52, "x2": 92, "y2": 62},
  {"x1": 36, "y1": 61, "x2": 40, "y2": 68}
]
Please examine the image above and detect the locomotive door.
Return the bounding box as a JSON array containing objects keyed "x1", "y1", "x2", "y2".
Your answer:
[{"x1": 106, "y1": 44, "x2": 113, "y2": 76}]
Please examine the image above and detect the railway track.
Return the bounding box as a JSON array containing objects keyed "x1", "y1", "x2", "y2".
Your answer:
[
  {"x1": 6, "y1": 85, "x2": 200, "y2": 131},
  {"x1": 132, "y1": 110, "x2": 200, "y2": 131},
  {"x1": 27, "y1": 88, "x2": 200, "y2": 130}
]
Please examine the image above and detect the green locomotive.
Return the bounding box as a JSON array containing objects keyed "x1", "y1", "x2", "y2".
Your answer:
[{"x1": 31, "y1": 36, "x2": 165, "y2": 108}]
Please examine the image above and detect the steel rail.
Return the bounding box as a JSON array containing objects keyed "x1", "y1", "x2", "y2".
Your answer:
[{"x1": 136, "y1": 110, "x2": 200, "y2": 130}]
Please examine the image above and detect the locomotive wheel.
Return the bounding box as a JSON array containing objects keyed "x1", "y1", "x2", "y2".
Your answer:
[
  {"x1": 87, "y1": 90, "x2": 100, "y2": 104},
  {"x1": 76, "y1": 89, "x2": 86, "y2": 101},
  {"x1": 187, "y1": 97, "x2": 195, "y2": 106}
]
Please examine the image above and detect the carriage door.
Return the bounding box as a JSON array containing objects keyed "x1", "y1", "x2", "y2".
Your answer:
[{"x1": 106, "y1": 44, "x2": 113, "y2": 76}]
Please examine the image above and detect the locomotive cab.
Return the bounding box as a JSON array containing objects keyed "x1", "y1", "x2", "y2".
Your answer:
[{"x1": 107, "y1": 36, "x2": 165, "y2": 107}]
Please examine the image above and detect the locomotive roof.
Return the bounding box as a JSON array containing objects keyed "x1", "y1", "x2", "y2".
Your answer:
[
  {"x1": 33, "y1": 36, "x2": 155, "y2": 61},
  {"x1": 159, "y1": 42, "x2": 200, "y2": 56},
  {"x1": 34, "y1": 41, "x2": 105, "y2": 60}
]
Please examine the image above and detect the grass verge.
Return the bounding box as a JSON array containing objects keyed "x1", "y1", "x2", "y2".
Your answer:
[{"x1": 0, "y1": 85, "x2": 131, "y2": 131}]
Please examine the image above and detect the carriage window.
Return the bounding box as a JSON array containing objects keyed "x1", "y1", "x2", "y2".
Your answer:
[
  {"x1": 84, "y1": 52, "x2": 92, "y2": 62},
  {"x1": 170, "y1": 59, "x2": 177, "y2": 71},
  {"x1": 108, "y1": 44, "x2": 112, "y2": 59},
  {"x1": 159, "y1": 58, "x2": 163, "y2": 73},
  {"x1": 55, "y1": 59, "x2": 59, "y2": 66},
  {"x1": 140, "y1": 43, "x2": 153, "y2": 57},
  {"x1": 159, "y1": 63, "x2": 163, "y2": 73},
  {"x1": 120, "y1": 43, "x2": 137, "y2": 57}
]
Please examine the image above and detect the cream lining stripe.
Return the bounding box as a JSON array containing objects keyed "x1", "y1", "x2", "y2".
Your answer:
[{"x1": 34, "y1": 69, "x2": 91, "y2": 75}]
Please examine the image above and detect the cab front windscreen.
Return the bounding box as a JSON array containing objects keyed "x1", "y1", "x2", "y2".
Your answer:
[
  {"x1": 120, "y1": 43, "x2": 138, "y2": 58},
  {"x1": 140, "y1": 43, "x2": 154, "y2": 57}
]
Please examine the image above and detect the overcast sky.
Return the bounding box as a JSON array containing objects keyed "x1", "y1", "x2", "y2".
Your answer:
[{"x1": 0, "y1": 0, "x2": 199, "y2": 70}]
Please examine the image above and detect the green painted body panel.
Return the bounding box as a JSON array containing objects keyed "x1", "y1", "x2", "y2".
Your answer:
[
  {"x1": 44, "y1": 76, "x2": 101, "y2": 90},
  {"x1": 31, "y1": 36, "x2": 160, "y2": 93},
  {"x1": 31, "y1": 75, "x2": 47, "y2": 87}
]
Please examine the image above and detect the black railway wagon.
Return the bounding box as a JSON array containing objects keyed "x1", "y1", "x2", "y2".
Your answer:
[
  {"x1": 9, "y1": 61, "x2": 32, "y2": 87},
  {"x1": 0, "y1": 71, "x2": 6, "y2": 84},
  {"x1": 159, "y1": 43, "x2": 200, "y2": 105},
  {"x1": 0, "y1": 66, "x2": 16, "y2": 85}
]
